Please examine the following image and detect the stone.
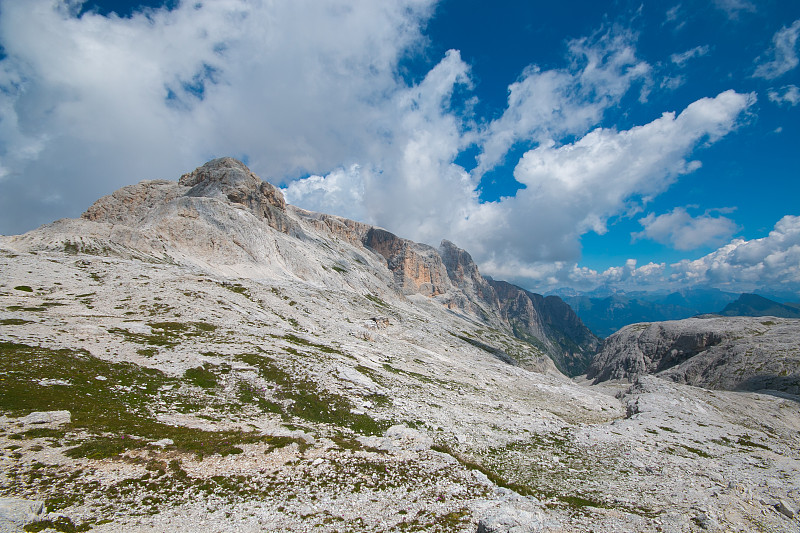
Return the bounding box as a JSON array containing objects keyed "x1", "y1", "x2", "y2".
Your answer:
[
  {"x1": 775, "y1": 499, "x2": 795, "y2": 519},
  {"x1": 588, "y1": 317, "x2": 800, "y2": 393},
  {"x1": 477, "y1": 507, "x2": 546, "y2": 533},
  {"x1": 20, "y1": 410, "x2": 71, "y2": 426},
  {"x1": 0, "y1": 498, "x2": 45, "y2": 533}
]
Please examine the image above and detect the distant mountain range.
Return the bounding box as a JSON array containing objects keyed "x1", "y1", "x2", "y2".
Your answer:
[
  {"x1": 719, "y1": 293, "x2": 800, "y2": 318},
  {"x1": 553, "y1": 288, "x2": 800, "y2": 338}
]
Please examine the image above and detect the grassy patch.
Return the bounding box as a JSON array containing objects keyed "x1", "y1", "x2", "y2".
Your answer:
[
  {"x1": 282, "y1": 333, "x2": 346, "y2": 356},
  {"x1": 0, "y1": 318, "x2": 33, "y2": 326},
  {"x1": 365, "y1": 294, "x2": 389, "y2": 308},
  {"x1": 109, "y1": 321, "x2": 216, "y2": 348},
  {"x1": 0, "y1": 342, "x2": 293, "y2": 459},
  {"x1": 677, "y1": 444, "x2": 712, "y2": 458},
  {"x1": 737, "y1": 435, "x2": 770, "y2": 451},
  {"x1": 184, "y1": 365, "x2": 218, "y2": 389},
  {"x1": 236, "y1": 352, "x2": 389, "y2": 435},
  {"x1": 14, "y1": 285, "x2": 34, "y2": 292}
]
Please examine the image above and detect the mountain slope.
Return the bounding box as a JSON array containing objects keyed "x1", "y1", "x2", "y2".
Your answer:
[
  {"x1": 1, "y1": 157, "x2": 798, "y2": 532},
  {"x1": 563, "y1": 288, "x2": 739, "y2": 337},
  {"x1": 14, "y1": 157, "x2": 596, "y2": 375}
]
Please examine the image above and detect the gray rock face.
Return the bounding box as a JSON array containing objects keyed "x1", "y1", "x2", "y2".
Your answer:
[
  {"x1": 587, "y1": 316, "x2": 800, "y2": 393},
  {"x1": 0, "y1": 498, "x2": 44, "y2": 533},
  {"x1": 20, "y1": 410, "x2": 71, "y2": 426}
]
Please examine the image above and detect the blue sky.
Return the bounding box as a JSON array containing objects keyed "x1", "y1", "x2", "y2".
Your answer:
[{"x1": 1, "y1": 0, "x2": 799, "y2": 296}]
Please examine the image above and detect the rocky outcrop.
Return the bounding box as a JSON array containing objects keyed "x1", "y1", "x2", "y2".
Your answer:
[
  {"x1": 437, "y1": 241, "x2": 599, "y2": 376},
  {"x1": 84, "y1": 157, "x2": 297, "y2": 235},
  {"x1": 363, "y1": 227, "x2": 450, "y2": 297},
  {"x1": 178, "y1": 157, "x2": 294, "y2": 233},
  {"x1": 587, "y1": 316, "x2": 800, "y2": 393},
  {"x1": 0, "y1": 498, "x2": 45, "y2": 533}
]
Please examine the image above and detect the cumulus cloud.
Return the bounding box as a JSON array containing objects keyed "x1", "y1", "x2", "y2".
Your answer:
[
  {"x1": 633, "y1": 207, "x2": 739, "y2": 250},
  {"x1": 0, "y1": 2, "x2": 779, "y2": 296},
  {"x1": 670, "y1": 45, "x2": 710, "y2": 66},
  {"x1": 462, "y1": 90, "x2": 754, "y2": 269},
  {"x1": 767, "y1": 85, "x2": 800, "y2": 106},
  {"x1": 671, "y1": 215, "x2": 800, "y2": 291},
  {"x1": 491, "y1": 216, "x2": 800, "y2": 295},
  {"x1": 0, "y1": 0, "x2": 437, "y2": 233},
  {"x1": 754, "y1": 19, "x2": 800, "y2": 79},
  {"x1": 474, "y1": 28, "x2": 651, "y2": 178},
  {"x1": 286, "y1": 48, "x2": 477, "y2": 245}
]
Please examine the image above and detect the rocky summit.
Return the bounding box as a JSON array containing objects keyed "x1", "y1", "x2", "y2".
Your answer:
[{"x1": 1, "y1": 158, "x2": 798, "y2": 532}]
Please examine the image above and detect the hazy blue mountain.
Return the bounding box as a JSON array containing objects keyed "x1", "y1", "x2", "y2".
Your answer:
[
  {"x1": 720, "y1": 293, "x2": 800, "y2": 318},
  {"x1": 556, "y1": 288, "x2": 740, "y2": 338}
]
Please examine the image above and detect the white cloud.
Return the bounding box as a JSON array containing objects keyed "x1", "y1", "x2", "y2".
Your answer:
[
  {"x1": 633, "y1": 207, "x2": 739, "y2": 250},
  {"x1": 462, "y1": 90, "x2": 754, "y2": 269},
  {"x1": 767, "y1": 85, "x2": 800, "y2": 106},
  {"x1": 518, "y1": 216, "x2": 800, "y2": 294},
  {"x1": 754, "y1": 19, "x2": 800, "y2": 79},
  {"x1": 0, "y1": 0, "x2": 437, "y2": 233},
  {"x1": 670, "y1": 45, "x2": 710, "y2": 66},
  {"x1": 283, "y1": 165, "x2": 367, "y2": 223},
  {"x1": 473, "y1": 28, "x2": 651, "y2": 178},
  {"x1": 713, "y1": 0, "x2": 756, "y2": 19},
  {"x1": 671, "y1": 215, "x2": 800, "y2": 291},
  {"x1": 0, "y1": 2, "x2": 778, "y2": 297},
  {"x1": 286, "y1": 48, "x2": 477, "y2": 245}
]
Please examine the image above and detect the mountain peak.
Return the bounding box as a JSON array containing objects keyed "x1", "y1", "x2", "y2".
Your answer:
[{"x1": 178, "y1": 157, "x2": 286, "y2": 212}]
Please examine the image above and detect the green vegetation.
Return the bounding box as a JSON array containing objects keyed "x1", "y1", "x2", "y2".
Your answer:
[
  {"x1": 282, "y1": 333, "x2": 346, "y2": 355},
  {"x1": 184, "y1": 365, "x2": 219, "y2": 389},
  {"x1": 109, "y1": 321, "x2": 216, "y2": 348},
  {"x1": 236, "y1": 351, "x2": 389, "y2": 435},
  {"x1": 736, "y1": 434, "x2": 770, "y2": 451},
  {"x1": 0, "y1": 342, "x2": 296, "y2": 459},
  {"x1": 365, "y1": 293, "x2": 389, "y2": 308},
  {"x1": 0, "y1": 318, "x2": 32, "y2": 326},
  {"x1": 24, "y1": 515, "x2": 89, "y2": 532},
  {"x1": 14, "y1": 285, "x2": 34, "y2": 292}
]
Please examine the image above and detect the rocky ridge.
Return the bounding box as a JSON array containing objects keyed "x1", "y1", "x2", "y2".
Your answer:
[
  {"x1": 0, "y1": 157, "x2": 798, "y2": 532},
  {"x1": 16, "y1": 157, "x2": 597, "y2": 375},
  {"x1": 587, "y1": 316, "x2": 800, "y2": 393}
]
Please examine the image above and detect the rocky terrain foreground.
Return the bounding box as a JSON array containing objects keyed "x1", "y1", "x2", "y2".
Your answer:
[{"x1": 1, "y1": 158, "x2": 798, "y2": 532}]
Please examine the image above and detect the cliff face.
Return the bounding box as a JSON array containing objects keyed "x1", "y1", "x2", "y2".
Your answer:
[
  {"x1": 485, "y1": 279, "x2": 599, "y2": 376},
  {"x1": 587, "y1": 316, "x2": 800, "y2": 393},
  {"x1": 362, "y1": 228, "x2": 450, "y2": 297}
]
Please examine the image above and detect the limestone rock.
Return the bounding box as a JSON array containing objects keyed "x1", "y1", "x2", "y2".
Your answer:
[
  {"x1": 588, "y1": 316, "x2": 800, "y2": 393},
  {"x1": 20, "y1": 410, "x2": 71, "y2": 426},
  {"x1": 0, "y1": 498, "x2": 45, "y2": 533},
  {"x1": 363, "y1": 227, "x2": 451, "y2": 297},
  {"x1": 477, "y1": 506, "x2": 547, "y2": 533}
]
